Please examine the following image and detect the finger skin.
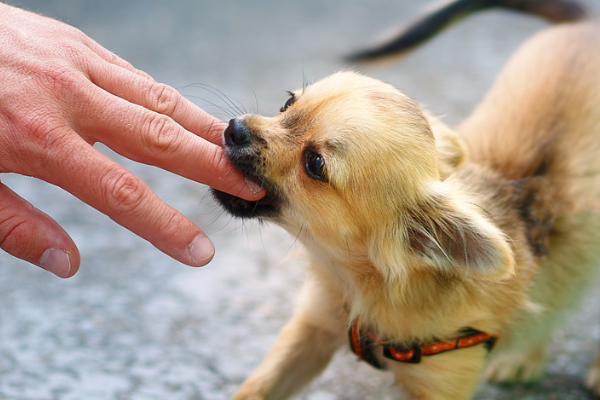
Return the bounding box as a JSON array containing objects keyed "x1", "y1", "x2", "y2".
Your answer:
[{"x1": 0, "y1": 183, "x2": 80, "y2": 278}]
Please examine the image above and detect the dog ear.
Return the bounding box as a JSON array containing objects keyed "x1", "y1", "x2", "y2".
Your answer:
[
  {"x1": 405, "y1": 196, "x2": 515, "y2": 280},
  {"x1": 370, "y1": 185, "x2": 515, "y2": 281},
  {"x1": 425, "y1": 113, "x2": 468, "y2": 179}
]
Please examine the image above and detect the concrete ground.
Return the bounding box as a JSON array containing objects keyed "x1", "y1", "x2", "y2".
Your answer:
[{"x1": 1, "y1": 0, "x2": 600, "y2": 399}]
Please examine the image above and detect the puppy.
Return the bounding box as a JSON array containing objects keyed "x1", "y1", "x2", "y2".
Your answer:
[{"x1": 213, "y1": 1, "x2": 600, "y2": 398}]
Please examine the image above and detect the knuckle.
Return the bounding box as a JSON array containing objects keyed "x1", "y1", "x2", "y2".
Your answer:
[
  {"x1": 210, "y1": 146, "x2": 232, "y2": 172},
  {"x1": 19, "y1": 114, "x2": 70, "y2": 164},
  {"x1": 35, "y1": 42, "x2": 88, "y2": 92},
  {"x1": 2, "y1": 105, "x2": 70, "y2": 173},
  {"x1": 149, "y1": 82, "x2": 180, "y2": 115},
  {"x1": 29, "y1": 119, "x2": 69, "y2": 150},
  {"x1": 101, "y1": 169, "x2": 145, "y2": 215},
  {"x1": 157, "y1": 210, "x2": 183, "y2": 238},
  {"x1": 0, "y1": 214, "x2": 32, "y2": 254},
  {"x1": 143, "y1": 113, "x2": 183, "y2": 157},
  {"x1": 213, "y1": 151, "x2": 229, "y2": 174},
  {"x1": 55, "y1": 37, "x2": 87, "y2": 63},
  {"x1": 38, "y1": 61, "x2": 80, "y2": 94},
  {"x1": 28, "y1": 119, "x2": 66, "y2": 146},
  {"x1": 202, "y1": 147, "x2": 236, "y2": 189}
]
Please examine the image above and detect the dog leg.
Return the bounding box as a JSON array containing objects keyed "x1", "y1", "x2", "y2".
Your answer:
[
  {"x1": 585, "y1": 345, "x2": 600, "y2": 396},
  {"x1": 391, "y1": 346, "x2": 489, "y2": 400},
  {"x1": 485, "y1": 344, "x2": 546, "y2": 385},
  {"x1": 232, "y1": 275, "x2": 347, "y2": 400}
]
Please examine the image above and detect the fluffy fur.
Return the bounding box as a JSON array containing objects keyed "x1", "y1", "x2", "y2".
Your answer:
[{"x1": 213, "y1": 18, "x2": 600, "y2": 400}]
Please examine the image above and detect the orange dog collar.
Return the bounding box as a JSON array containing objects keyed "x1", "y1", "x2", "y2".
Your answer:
[{"x1": 349, "y1": 319, "x2": 498, "y2": 369}]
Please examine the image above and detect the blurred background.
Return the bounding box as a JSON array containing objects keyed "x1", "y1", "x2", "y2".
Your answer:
[{"x1": 1, "y1": 1, "x2": 600, "y2": 399}]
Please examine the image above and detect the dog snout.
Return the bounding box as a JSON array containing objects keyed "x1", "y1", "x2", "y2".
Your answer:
[{"x1": 225, "y1": 118, "x2": 251, "y2": 148}]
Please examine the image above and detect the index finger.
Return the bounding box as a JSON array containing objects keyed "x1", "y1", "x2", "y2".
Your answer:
[{"x1": 88, "y1": 57, "x2": 227, "y2": 145}]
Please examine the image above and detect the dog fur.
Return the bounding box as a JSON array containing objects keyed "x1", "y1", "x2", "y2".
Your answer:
[{"x1": 213, "y1": 12, "x2": 600, "y2": 400}]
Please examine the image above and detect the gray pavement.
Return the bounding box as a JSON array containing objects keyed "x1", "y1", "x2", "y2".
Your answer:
[{"x1": 1, "y1": 1, "x2": 600, "y2": 399}]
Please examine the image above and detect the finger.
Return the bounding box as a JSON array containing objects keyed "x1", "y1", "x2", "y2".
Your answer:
[
  {"x1": 82, "y1": 35, "x2": 155, "y2": 81},
  {"x1": 0, "y1": 182, "x2": 80, "y2": 278},
  {"x1": 87, "y1": 57, "x2": 226, "y2": 145},
  {"x1": 34, "y1": 134, "x2": 216, "y2": 267},
  {"x1": 73, "y1": 80, "x2": 264, "y2": 200}
]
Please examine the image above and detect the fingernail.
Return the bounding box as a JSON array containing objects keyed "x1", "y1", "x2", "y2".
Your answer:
[
  {"x1": 245, "y1": 178, "x2": 264, "y2": 195},
  {"x1": 188, "y1": 235, "x2": 215, "y2": 266},
  {"x1": 39, "y1": 248, "x2": 71, "y2": 278}
]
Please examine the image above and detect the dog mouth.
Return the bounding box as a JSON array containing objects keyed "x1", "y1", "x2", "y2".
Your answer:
[
  {"x1": 212, "y1": 119, "x2": 283, "y2": 219},
  {"x1": 212, "y1": 181, "x2": 281, "y2": 219}
]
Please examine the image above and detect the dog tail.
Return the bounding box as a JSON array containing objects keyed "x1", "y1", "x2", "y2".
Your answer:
[{"x1": 346, "y1": 0, "x2": 593, "y2": 62}]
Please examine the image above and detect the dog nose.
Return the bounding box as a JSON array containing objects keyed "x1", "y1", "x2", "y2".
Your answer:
[{"x1": 224, "y1": 118, "x2": 251, "y2": 147}]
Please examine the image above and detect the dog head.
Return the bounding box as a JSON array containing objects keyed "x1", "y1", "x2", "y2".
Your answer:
[{"x1": 213, "y1": 71, "x2": 514, "y2": 281}]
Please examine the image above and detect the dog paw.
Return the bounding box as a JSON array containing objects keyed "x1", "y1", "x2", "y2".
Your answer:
[
  {"x1": 585, "y1": 365, "x2": 600, "y2": 396},
  {"x1": 485, "y1": 348, "x2": 546, "y2": 385}
]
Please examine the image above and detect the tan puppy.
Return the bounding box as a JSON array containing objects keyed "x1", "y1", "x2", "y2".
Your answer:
[{"x1": 213, "y1": 5, "x2": 600, "y2": 400}]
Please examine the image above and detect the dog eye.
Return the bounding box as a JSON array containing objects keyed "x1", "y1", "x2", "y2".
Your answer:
[
  {"x1": 280, "y1": 91, "x2": 295, "y2": 113},
  {"x1": 304, "y1": 150, "x2": 327, "y2": 181}
]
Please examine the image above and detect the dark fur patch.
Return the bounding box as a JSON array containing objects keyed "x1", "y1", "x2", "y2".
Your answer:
[{"x1": 511, "y1": 178, "x2": 555, "y2": 257}]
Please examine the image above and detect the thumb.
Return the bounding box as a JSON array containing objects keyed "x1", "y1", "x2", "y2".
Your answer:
[{"x1": 0, "y1": 183, "x2": 80, "y2": 278}]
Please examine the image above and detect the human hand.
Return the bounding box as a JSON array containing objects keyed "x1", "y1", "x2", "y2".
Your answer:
[{"x1": 0, "y1": 3, "x2": 264, "y2": 278}]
